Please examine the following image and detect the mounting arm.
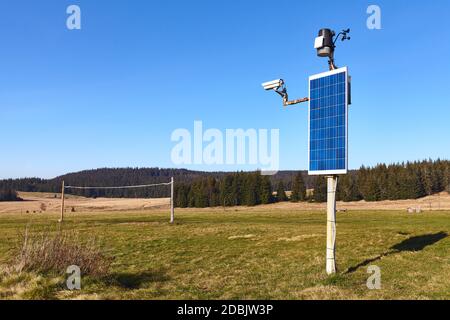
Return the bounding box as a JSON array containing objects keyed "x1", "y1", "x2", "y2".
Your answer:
[
  {"x1": 284, "y1": 96, "x2": 309, "y2": 107},
  {"x1": 274, "y1": 84, "x2": 309, "y2": 107}
]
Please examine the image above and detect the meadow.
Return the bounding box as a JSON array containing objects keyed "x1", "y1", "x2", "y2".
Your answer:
[{"x1": 0, "y1": 208, "x2": 448, "y2": 300}]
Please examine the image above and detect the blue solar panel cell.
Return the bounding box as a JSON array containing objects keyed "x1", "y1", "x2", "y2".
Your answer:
[{"x1": 308, "y1": 67, "x2": 348, "y2": 175}]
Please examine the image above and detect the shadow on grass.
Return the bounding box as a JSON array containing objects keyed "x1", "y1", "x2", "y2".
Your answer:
[
  {"x1": 345, "y1": 232, "x2": 448, "y2": 274},
  {"x1": 102, "y1": 270, "x2": 170, "y2": 289},
  {"x1": 390, "y1": 232, "x2": 448, "y2": 252}
]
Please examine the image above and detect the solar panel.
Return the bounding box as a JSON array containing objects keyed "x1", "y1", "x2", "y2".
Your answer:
[{"x1": 308, "y1": 67, "x2": 348, "y2": 175}]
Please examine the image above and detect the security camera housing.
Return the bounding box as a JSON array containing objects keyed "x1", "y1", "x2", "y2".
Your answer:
[{"x1": 262, "y1": 79, "x2": 284, "y2": 91}]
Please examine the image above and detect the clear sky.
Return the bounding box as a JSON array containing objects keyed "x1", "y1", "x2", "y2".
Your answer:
[{"x1": 1, "y1": 0, "x2": 449, "y2": 179}]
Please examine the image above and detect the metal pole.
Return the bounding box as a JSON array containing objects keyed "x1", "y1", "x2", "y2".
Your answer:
[
  {"x1": 59, "y1": 180, "x2": 65, "y2": 223},
  {"x1": 326, "y1": 176, "x2": 338, "y2": 275},
  {"x1": 170, "y1": 177, "x2": 174, "y2": 224}
]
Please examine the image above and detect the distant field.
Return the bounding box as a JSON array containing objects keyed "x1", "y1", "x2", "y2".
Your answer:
[
  {"x1": 0, "y1": 192, "x2": 171, "y2": 214},
  {"x1": 0, "y1": 208, "x2": 448, "y2": 300},
  {"x1": 0, "y1": 191, "x2": 449, "y2": 214}
]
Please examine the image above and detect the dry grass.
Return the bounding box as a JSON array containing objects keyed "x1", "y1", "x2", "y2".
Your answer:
[
  {"x1": 0, "y1": 192, "x2": 449, "y2": 215},
  {"x1": 0, "y1": 192, "x2": 170, "y2": 214},
  {"x1": 12, "y1": 227, "x2": 112, "y2": 277},
  {"x1": 0, "y1": 209, "x2": 448, "y2": 300}
]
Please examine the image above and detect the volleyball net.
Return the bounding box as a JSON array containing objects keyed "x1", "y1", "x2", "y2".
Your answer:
[{"x1": 58, "y1": 178, "x2": 175, "y2": 224}]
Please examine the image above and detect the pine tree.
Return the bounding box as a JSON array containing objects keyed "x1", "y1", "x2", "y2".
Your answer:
[
  {"x1": 175, "y1": 184, "x2": 188, "y2": 208},
  {"x1": 260, "y1": 175, "x2": 274, "y2": 204},
  {"x1": 313, "y1": 177, "x2": 327, "y2": 203},
  {"x1": 444, "y1": 164, "x2": 450, "y2": 193},
  {"x1": 386, "y1": 166, "x2": 400, "y2": 200},
  {"x1": 276, "y1": 181, "x2": 288, "y2": 202},
  {"x1": 205, "y1": 177, "x2": 219, "y2": 207},
  {"x1": 366, "y1": 175, "x2": 381, "y2": 201},
  {"x1": 337, "y1": 174, "x2": 361, "y2": 202},
  {"x1": 231, "y1": 173, "x2": 241, "y2": 205},
  {"x1": 291, "y1": 173, "x2": 306, "y2": 202},
  {"x1": 243, "y1": 172, "x2": 259, "y2": 206},
  {"x1": 187, "y1": 187, "x2": 195, "y2": 207},
  {"x1": 421, "y1": 164, "x2": 434, "y2": 196},
  {"x1": 196, "y1": 179, "x2": 209, "y2": 208},
  {"x1": 220, "y1": 174, "x2": 235, "y2": 207},
  {"x1": 431, "y1": 162, "x2": 444, "y2": 193}
]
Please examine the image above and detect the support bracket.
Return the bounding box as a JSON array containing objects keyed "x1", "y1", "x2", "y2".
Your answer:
[{"x1": 274, "y1": 86, "x2": 309, "y2": 107}]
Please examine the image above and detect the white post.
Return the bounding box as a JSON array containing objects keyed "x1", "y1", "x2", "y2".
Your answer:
[
  {"x1": 170, "y1": 177, "x2": 174, "y2": 224},
  {"x1": 59, "y1": 180, "x2": 65, "y2": 223},
  {"x1": 326, "y1": 176, "x2": 338, "y2": 275}
]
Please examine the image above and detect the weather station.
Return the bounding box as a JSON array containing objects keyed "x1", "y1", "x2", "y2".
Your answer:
[{"x1": 262, "y1": 28, "x2": 352, "y2": 275}]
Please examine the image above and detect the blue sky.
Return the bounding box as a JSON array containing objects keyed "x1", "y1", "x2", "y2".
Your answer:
[{"x1": 1, "y1": 0, "x2": 449, "y2": 179}]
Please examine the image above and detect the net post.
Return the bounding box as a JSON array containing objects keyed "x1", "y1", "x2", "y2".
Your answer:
[
  {"x1": 170, "y1": 177, "x2": 174, "y2": 224},
  {"x1": 326, "y1": 176, "x2": 337, "y2": 275},
  {"x1": 59, "y1": 180, "x2": 65, "y2": 223}
]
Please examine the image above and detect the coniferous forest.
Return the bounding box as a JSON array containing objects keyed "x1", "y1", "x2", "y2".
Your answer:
[{"x1": 0, "y1": 160, "x2": 449, "y2": 206}]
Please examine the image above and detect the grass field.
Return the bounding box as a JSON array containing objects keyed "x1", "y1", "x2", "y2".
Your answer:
[{"x1": 0, "y1": 208, "x2": 449, "y2": 300}]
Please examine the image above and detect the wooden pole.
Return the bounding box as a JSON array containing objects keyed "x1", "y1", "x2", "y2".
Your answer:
[
  {"x1": 59, "y1": 180, "x2": 65, "y2": 223},
  {"x1": 326, "y1": 176, "x2": 337, "y2": 275},
  {"x1": 170, "y1": 177, "x2": 174, "y2": 224}
]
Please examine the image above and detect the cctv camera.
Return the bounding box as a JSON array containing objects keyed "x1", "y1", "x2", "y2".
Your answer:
[{"x1": 262, "y1": 79, "x2": 284, "y2": 91}]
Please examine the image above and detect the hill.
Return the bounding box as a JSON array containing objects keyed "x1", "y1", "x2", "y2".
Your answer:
[
  {"x1": 0, "y1": 159, "x2": 449, "y2": 206},
  {"x1": 0, "y1": 168, "x2": 311, "y2": 199}
]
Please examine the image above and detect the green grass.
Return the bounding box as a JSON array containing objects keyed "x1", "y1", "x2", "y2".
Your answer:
[{"x1": 0, "y1": 209, "x2": 449, "y2": 300}]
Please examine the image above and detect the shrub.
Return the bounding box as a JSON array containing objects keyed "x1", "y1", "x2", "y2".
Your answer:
[
  {"x1": 0, "y1": 189, "x2": 22, "y2": 202},
  {"x1": 13, "y1": 227, "x2": 112, "y2": 277}
]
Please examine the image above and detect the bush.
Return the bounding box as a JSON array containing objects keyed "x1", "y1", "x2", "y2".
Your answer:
[
  {"x1": 0, "y1": 189, "x2": 22, "y2": 202},
  {"x1": 13, "y1": 228, "x2": 112, "y2": 277}
]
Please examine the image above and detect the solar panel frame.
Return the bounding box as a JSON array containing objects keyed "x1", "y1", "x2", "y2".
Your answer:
[{"x1": 308, "y1": 67, "x2": 349, "y2": 176}]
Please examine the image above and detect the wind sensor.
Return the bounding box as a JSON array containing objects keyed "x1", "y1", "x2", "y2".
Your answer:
[{"x1": 315, "y1": 28, "x2": 350, "y2": 70}]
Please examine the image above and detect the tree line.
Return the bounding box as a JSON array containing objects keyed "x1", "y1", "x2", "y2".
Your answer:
[
  {"x1": 301, "y1": 159, "x2": 450, "y2": 203},
  {"x1": 175, "y1": 159, "x2": 450, "y2": 207},
  {"x1": 175, "y1": 172, "x2": 276, "y2": 207},
  {"x1": 0, "y1": 160, "x2": 449, "y2": 205},
  {"x1": 353, "y1": 160, "x2": 450, "y2": 201},
  {"x1": 174, "y1": 171, "x2": 311, "y2": 207},
  {"x1": 0, "y1": 168, "x2": 222, "y2": 199}
]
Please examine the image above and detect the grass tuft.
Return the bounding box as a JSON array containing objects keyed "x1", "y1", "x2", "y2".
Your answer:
[{"x1": 12, "y1": 227, "x2": 112, "y2": 277}]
